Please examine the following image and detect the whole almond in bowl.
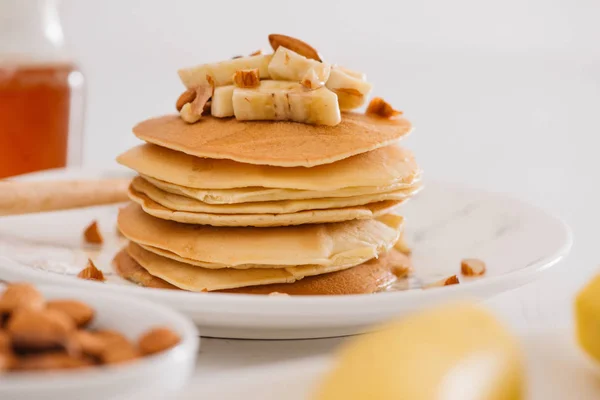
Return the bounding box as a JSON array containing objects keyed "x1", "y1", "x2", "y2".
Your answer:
[
  {"x1": 7, "y1": 308, "x2": 75, "y2": 352},
  {"x1": 138, "y1": 327, "x2": 181, "y2": 356},
  {"x1": 0, "y1": 283, "x2": 45, "y2": 314},
  {"x1": 72, "y1": 330, "x2": 108, "y2": 358},
  {"x1": 46, "y1": 300, "x2": 95, "y2": 328},
  {"x1": 13, "y1": 352, "x2": 93, "y2": 372}
]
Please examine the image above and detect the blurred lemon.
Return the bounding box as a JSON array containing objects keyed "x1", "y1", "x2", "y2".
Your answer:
[
  {"x1": 314, "y1": 303, "x2": 524, "y2": 400},
  {"x1": 575, "y1": 273, "x2": 600, "y2": 362}
]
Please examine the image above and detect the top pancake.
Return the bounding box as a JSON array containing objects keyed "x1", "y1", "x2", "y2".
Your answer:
[{"x1": 133, "y1": 113, "x2": 412, "y2": 167}]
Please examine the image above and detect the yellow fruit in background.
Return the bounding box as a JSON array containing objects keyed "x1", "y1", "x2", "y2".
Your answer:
[
  {"x1": 314, "y1": 303, "x2": 524, "y2": 400},
  {"x1": 575, "y1": 273, "x2": 600, "y2": 362}
]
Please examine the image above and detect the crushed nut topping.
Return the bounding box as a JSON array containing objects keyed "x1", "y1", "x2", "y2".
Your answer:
[
  {"x1": 366, "y1": 97, "x2": 403, "y2": 118},
  {"x1": 268, "y1": 34, "x2": 322, "y2": 62},
  {"x1": 461, "y1": 259, "x2": 486, "y2": 277},
  {"x1": 77, "y1": 259, "x2": 105, "y2": 282},
  {"x1": 83, "y1": 220, "x2": 103, "y2": 245},
  {"x1": 176, "y1": 88, "x2": 196, "y2": 112},
  {"x1": 423, "y1": 275, "x2": 460, "y2": 289}
]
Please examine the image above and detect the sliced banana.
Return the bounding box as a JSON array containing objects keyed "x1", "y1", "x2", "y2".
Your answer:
[
  {"x1": 268, "y1": 47, "x2": 330, "y2": 85},
  {"x1": 326, "y1": 65, "x2": 372, "y2": 110},
  {"x1": 301, "y1": 68, "x2": 326, "y2": 89},
  {"x1": 178, "y1": 54, "x2": 272, "y2": 89},
  {"x1": 232, "y1": 80, "x2": 341, "y2": 126},
  {"x1": 211, "y1": 85, "x2": 235, "y2": 117},
  {"x1": 335, "y1": 65, "x2": 366, "y2": 80}
]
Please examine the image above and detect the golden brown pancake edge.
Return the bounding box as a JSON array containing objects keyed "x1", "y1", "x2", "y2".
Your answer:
[
  {"x1": 113, "y1": 247, "x2": 411, "y2": 295},
  {"x1": 133, "y1": 113, "x2": 412, "y2": 167}
]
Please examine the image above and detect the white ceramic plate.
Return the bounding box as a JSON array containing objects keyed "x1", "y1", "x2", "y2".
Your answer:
[
  {"x1": 0, "y1": 168, "x2": 572, "y2": 339},
  {"x1": 184, "y1": 331, "x2": 600, "y2": 400}
]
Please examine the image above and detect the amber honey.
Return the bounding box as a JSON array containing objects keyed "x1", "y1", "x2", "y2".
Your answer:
[{"x1": 0, "y1": 62, "x2": 81, "y2": 178}]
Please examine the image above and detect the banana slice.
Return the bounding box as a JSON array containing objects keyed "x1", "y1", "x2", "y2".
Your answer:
[
  {"x1": 268, "y1": 47, "x2": 330, "y2": 85},
  {"x1": 211, "y1": 85, "x2": 235, "y2": 117},
  {"x1": 178, "y1": 54, "x2": 272, "y2": 89},
  {"x1": 232, "y1": 80, "x2": 341, "y2": 126},
  {"x1": 335, "y1": 66, "x2": 366, "y2": 80},
  {"x1": 326, "y1": 65, "x2": 373, "y2": 110}
]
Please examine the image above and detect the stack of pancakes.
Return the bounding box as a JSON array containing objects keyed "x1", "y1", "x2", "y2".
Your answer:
[{"x1": 114, "y1": 112, "x2": 421, "y2": 295}]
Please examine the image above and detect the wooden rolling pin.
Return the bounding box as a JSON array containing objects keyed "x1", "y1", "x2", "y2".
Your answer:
[{"x1": 0, "y1": 178, "x2": 130, "y2": 216}]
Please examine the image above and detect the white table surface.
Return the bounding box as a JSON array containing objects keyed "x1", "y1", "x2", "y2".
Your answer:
[{"x1": 81, "y1": 51, "x2": 597, "y2": 397}]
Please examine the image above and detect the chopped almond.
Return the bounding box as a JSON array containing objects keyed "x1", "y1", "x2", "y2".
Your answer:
[
  {"x1": 176, "y1": 88, "x2": 196, "y2": 112},
  {"x1": 366, "y1": 97, "x2": 403, "y2": 118},
  {"x1": 392, "y1": 264, "x2": 411, "y2": 279},
  {"x1": 233, "y1": 68, "x2": 260, "y2": 88},
  {"x1": 461, "y1": 259, "x2": 486, "y2": 277},
  {"x1": 268, "y1": 34, "x2": 322, "y2": 62},
  {"x1": 77, "y1": 260, "x2": 105, "y2": 282},
  {"x1": 180, "y1": 85, "x2": 213, "y2": 124},
  {"x1": 249, "y1": 49, "x2": 263, "y2": 56},
  {"x1": 422, "y1": 275, "x2": 460, "y2": 289},
  {"x1": 83, "y1": 221, "x2": 103, "y2": 245}
]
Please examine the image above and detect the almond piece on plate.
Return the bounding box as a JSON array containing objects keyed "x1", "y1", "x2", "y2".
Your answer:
[
  {"x1": 138, "y1": 327, "x2": 181, "y2": 356},
  {"x1": 77, "y1": 259, "x2": 105, "y2": 282},
  {"x1": 232, "y1": 68, "x2": 260, "y2": 88},
  {"x1": 366, "y1": 97, "x2": 403, "y2": 118},
  {"x1": 7, "y1": 308, "x2": 75, "y2": 351},
  {"x1": 422, "y1": 275, "x2": 460, "y2": 289},
  {"x1": 461, "y1": 258, "x2": 487, "y2": 277},
  {"x1": 83, "y1": 220, "x2": 103, "y2": 244},
  {"x1": 249, "y1": 49, "x2": 263, "y2": 56},
  {"x1": 0, "y1": 283, "x2": 45, "y2": 314},
  {"x1": 268, "y1": 34, "x2": 322, "y2": 61},
  {"x1": 47, "y1": 300, "x2": 95, "y2": 328}
]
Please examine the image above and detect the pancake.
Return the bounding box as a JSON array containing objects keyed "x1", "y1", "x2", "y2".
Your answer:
[
  {"x1": 137, "y1": 243, "x2": 287, "y2": 269},
  {"x1": 132, "y1": 113, "x2": 412, "y2": 167},
  {"x1": 117, "y1": 143, "x2": 418, "y2": 191},
  {"x1": 126, "y1": 242, "x2": 401, "y2": 291},
  {"x1": 113, "y1": 247, "x2": 411, "y2": 295},
  {"x1": 143, "y1": 174, "x2": 420, "y2": 205},
  {"x1": 128, "y1": 186, "x2": 403, "y2": 227},
  {"x1": 131, "y1": 176, "x2": 420, "y2": 215},
  {"x1": 117, "y1": 202, "x2": 404, "y2": 267}
]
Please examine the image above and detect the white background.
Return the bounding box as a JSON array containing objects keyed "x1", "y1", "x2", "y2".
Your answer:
[{"x1": 60, "y1": 0, "x2": 597, "y2": 334}]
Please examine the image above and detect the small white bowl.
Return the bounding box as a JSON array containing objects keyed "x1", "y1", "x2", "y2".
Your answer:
[{"x1": 0, "y1": 284, "x2": 199, "y2": 400}]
